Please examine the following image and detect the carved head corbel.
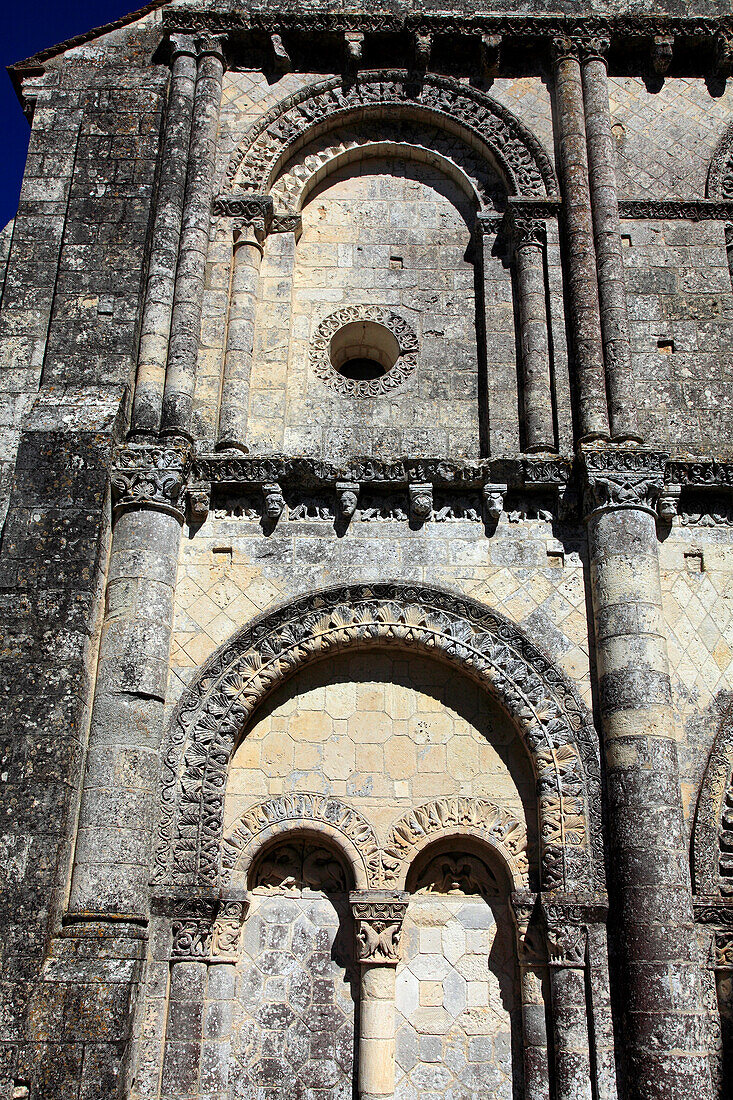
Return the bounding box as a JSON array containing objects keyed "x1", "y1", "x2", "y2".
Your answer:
[
  {"x1": 409, "y1": 482, "x2": 433, "y2": 525},
  {"x1": 261, "y1": 482, "x2": 285, "y2": 523}
]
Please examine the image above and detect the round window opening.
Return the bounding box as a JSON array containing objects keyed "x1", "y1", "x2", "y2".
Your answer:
[{"x1": 330, "y1": 321, "x2": 401, "y2": 382}]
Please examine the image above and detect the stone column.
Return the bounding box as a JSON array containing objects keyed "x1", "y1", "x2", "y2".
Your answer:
[
  {"x1": 581, "y1": 38, "x2": 640, "y2": 443},
  {"x1": 583, "y1": 445, "x2": 713, "y2": 1100},
  {"x1": 475, "y1": 213, "x2": 520, "y2": 454},
  {"x1": 511, "y1": 893, "x2": 551, "y2": 1100},
  {"x1": 714, "y1": 927, "x2": 733, "y2": 1091},
  {"x1": 130, "y1": 35, "x2": 197, "y2": 439},
  {"x1": 216, "y1": 221, "x2": 265, "y2": 450},
  {"x1": 161, "y1": 893, "x2": 248, "y2": 1100},
  {"x1": 507, "y1": 212, "x2": 556, "y2": 453},
  {"x1": 542, "y1": 896, "x2": 593, "y2": 1100},
  {"x1": 67, "y1": 445, "x2": 189, "y2": 919},
  {"x1": 161, "y1": 37, "x2": 225, "y2": 440},
  {"x1": 551, "y1": 37, "x2": 609, "y2": 442},
  {"x1": 350, "y1": 891, "x2": 409, "y2": 1100}
]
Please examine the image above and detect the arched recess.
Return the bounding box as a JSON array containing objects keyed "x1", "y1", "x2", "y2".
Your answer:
[
  {"x1": 692, "y1": 693, "x2": 733, "y2": 896},
  {"x1": 226, "y1": 71, "x2": 558, "y2": 202},
  {"x1": 155, "y1": 583, "x2": 602, "y2": 894}
]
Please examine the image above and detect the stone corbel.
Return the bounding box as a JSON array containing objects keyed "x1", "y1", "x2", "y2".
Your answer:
[
  {"x1": 480, "y1": 33, "x2": 502, "y2": 79},
  {"x1": 651, "y1": 35, "x2": 674, "y2": 76},
  {"x1": 270, "y1": 32, "x2": 291, "y2": 73},
  {"x1": 413, "y1": 30, "x2": 432, "y2": 72},
  {"x1": 336, "y1": 481, "x2": 360, "y2": 523},
  {"x1": 261, "y1": 481, "x2": 285, "y2": 523},
  {"x1": 186, "y1": 480, "x2": 211, "y2": 526},
  {"x1": 345, "y1": 32, "x2": 364, "y2": 74},
  {"x1": 483, "y1": 482, "x2": 507, "y2": 523},
  {"x1": 656, "y1": 483, "x2": 681, "y2": 524},
  {"x1": 350, "y1": 891, "x2": 409, "y2": 965},
  {"x1": 409, "y1": 482, "x2": 433, "y2": 525}
]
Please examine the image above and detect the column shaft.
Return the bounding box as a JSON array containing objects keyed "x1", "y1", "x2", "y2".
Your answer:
[
  {"x1": 217, "y1": 226, "x2": 264, "y2": 450},
  {"x1": 587, "y1": 496, "x2": 712, "y2": 1098},
  {"x1": 582, "y1": 52, "x2": 639, "y2": 442},
  {"x1": 161, "y1": 44, "x2": 225, "y2": 439},
  {"x1": 549, "y1": 965, "x2": 593, "y2": 1100},
  {"x1": 68, "y1": 505, "x2": 182, "y2": 918},
  {"x1": 359, "y1": 964, "x2": 396, "y2": 1100},
  {"x1": 161, "y1": 960, "x2": 207, "y2": 1099},
  {"x1": 513, "y1": 231, "x2": 556, "y2": 452},
  {"x1": 130, "y1": 39, "x2": 196, "y2": 438},
  {"x1": 519, "y1": 965, "x2": 551, "y2": 1100},
  {"x1": 552, "y1": 43, "x2": 609, "y2": 440}
]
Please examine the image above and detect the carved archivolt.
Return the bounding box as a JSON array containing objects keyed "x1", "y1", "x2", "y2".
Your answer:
[
  {"x1": 707, "y1": 120, "x2": 733, "y2": 199},
  {"x1": 383, "y1": 797, "x2": 529, "y2": 891},
  {"x1": 155, "y1": 583, "x2": 601, "y2": 894},
  {"x1": 227, "y1": 72, "x2": 557, "y2": 200},
  {"x1": 269, "y1": 121, "x2": 505, "y2": 214},
  {"x1": 692, "y1": 692, "x2": 733, "y2": 897},
  {"x1": 310, "y1": 306, "x2": 419, "y2": 398}
]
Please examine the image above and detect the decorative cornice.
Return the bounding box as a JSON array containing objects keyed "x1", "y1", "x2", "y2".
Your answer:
[{"x1": 620, "y1": 199, "x2": 733, "y2": 221}]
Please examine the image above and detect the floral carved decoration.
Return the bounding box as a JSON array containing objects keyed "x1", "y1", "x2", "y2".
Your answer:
[
  {"x1": 310, "y1": 306, "x2": 418, "y2": 398},
  {"x1": 227, "y1": 72, "x2": 557, "y2": 199},
  {"x1": 155, "y1": 584, "x2": 602, "y2": 895}
]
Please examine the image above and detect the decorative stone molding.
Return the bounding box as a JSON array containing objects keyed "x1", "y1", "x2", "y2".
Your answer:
[
  {"x1": 112, "y1": 444, "x2": 191, "y2": 522},
  {"x1": 221, "y1": 793, "x2": 380, "y2": 889},
  {"x1": 651, "y1": 35, "x2": 674, "y2": 76},
  {"x1": 541, "y1": 894, "x2": 607, "y2": 968},
  {"x1": 620, "y1": 199, "x2": 733, "y2": 221},
  {"x1": 694, "y1": 900, "x2": 733, "y2": 970},
  {"x1": 692, "y1": 693, "x2": 733, "y2": 897},
  {"x1": 581, "y1": 446, "x2": 667, "y2": 519},
  {"x1": 708, "y1": 122, "x2": 733, "y2": 200},
  {"x1": 409, "y1": 483, "x2": 433, "y2": 524},
  {"x1": 212, "y1": 193, "x2": 274, "y2": 231},
  {"x1": 350, "y1": 891, "x2": 409, "y2": 964},
  {"x1": 310, "y1": 306, "x2": 419, "y2": 398},
  {"x1": 227, "y1": 72, "x2": 557, "y2": 199},
  {"x1": 382, "y1": 797, "x2": 529, "y2": 891},
  {"x1": 155, "y1": 583, "x2": 601, "y2": 894},
  {"x1": 169, "y1": 893, "x2": 249, "y2": 963}
]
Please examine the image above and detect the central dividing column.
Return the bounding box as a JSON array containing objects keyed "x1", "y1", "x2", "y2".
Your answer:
[
  {"x1": 551, "y1": 36, "x2": 609, "y2": 441},
  {"x1": 581, "y1": 38, "x2": 640, "y2": 443},
  {"x1": 350, "y1": 891, "x2": 409, "y2": 1100},
  {"x1": 161, "y1": 37, "x2": 225, "y2": 440},
  {"x1": 583, "y1": 445, "x2": 713, "y2": 1100}
]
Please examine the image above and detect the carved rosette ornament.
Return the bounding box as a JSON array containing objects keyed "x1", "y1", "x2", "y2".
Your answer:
[
  {"x1": 170, "y1": 893, "x2": 249, "y2": 963},
  {"x1": 310, "y1": 306, "x2": 419, "y2": 398},
  {"x1": 350, "y1": 891, "x2": 409, "y2": 965},
  {"x1": 581, "y1": 446, "x2": 668, "y2": 519},
  {"x1": 112, "y1": 444, "x2": 191, "y2": 522}
]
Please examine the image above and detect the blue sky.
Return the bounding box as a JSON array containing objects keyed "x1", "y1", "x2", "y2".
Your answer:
[{"x1": 1, "y1": 2, "x2": 141, "y2": 228}]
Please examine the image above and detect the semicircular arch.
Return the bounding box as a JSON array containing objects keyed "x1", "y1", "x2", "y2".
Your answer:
[
  {"x1": 155, "y1": 583, "x2": 600, "y2": 894},
  {"x1": 227, "y1": 71, "x2": 557, "y2": 201}
]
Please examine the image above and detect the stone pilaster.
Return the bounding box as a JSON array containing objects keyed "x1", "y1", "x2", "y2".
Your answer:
[
  {"x1": 507, "y1": 212, "x2": 556, "y2": 453},
  {"x1": 511, "y1": 892, "x2": 551, "y2": 1100},
  {"x1": 580, "y1": 38, "x2": 640, "y2": 444},
  {"x1": 161, "y1": 37, "x2": 226, "y2": 440},
  {"x1": 216, "y1": 219, "x2": 265, "y2": 450},
  {"x1": 130, "y1": 36, "x2": 197, "y2": 439},
  {"x1": 67, "y1": 445, "x2": 190, "y2": 919},
  {"x1": 583, "y1": 445, "x2": 713, "y2": 1100},
  {"x1": 350, "y1": 891, "x2": 409, "y2": 1100},
  {"x1": 551, "y1": 37, "x2": 609, "y2": 442}
]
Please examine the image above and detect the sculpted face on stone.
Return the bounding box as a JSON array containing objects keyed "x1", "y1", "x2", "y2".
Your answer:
[{"x1": 261, "y1": 482, "x2": 285, "y2": 520}]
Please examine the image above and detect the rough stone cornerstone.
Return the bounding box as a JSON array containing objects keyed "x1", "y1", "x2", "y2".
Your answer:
[{"x1": 1, "y1": 2, "x2": 733, "y2": 1099}]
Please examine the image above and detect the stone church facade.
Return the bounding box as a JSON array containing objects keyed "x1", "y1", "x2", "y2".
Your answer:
[{"x1": 1, "y1": 2, "x2": 733, "y2": 1098}]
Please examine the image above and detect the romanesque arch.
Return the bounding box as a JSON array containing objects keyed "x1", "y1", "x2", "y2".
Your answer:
[
  {"x1": 692, "y1": 692, "x2": 733, "y2": 897},
  {"x1": 226, "y1": 71, "x2": 558, "y2": 202},
  {"x1": 707, "y1": 120, "x2": 733, "y2": 198},
  {"x1": 155, "y1": 583, "x2": 602, "y2": 894}
]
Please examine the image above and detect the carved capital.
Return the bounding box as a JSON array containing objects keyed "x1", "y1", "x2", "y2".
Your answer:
[
  {"x1": 551, "y1": 35, "x2": 581, "y2": 67},
  {"x1": 510, "y1": 891, "x2": 546, "y2": 965},
  {"x1": 508, "y1": 214, "x2": 546, "y2": 252},
  {"x1": 170, "y1": 893, "x2": 249, "y2": 962},
  {"x1": 409, "y1": 482, "x2": 433, "y2": 524},
  {"x1": 581, "y1": 446, "x2": 668, "y2": 519},
  {"x1": 112, "y1": 444, "x2": 191, "y2": 522},
  {"x1": 196, "y1": 33, "x2": 227, "y2": 64},
  {"x1": 541, "y1": 894, "x2": 606, "y2": 968},
  {"x1": 715, "y1": 30, "x2": 733, "y2": 78},
  {"x1": 169, "y1": 33, "x2": 197, "y2": 62},
  {"x1": 579, "y1": 37, "x2": 610, "y2": 65},
  {"x1": 336, "y1": 481, "x2": 360, "y2": 520},
  {"x1": 350, "y1": 891, "x2": 409, "y2": 965}
]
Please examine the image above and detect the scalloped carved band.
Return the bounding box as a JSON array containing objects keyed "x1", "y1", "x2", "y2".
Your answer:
[{"x1": 310, "y1": 306, "x2": 419, "y2": 397}]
